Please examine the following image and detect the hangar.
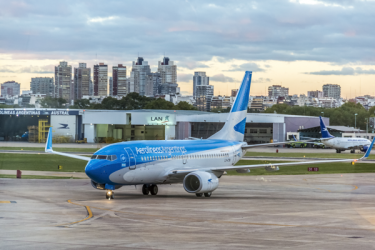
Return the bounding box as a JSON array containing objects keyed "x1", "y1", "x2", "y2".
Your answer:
[{"x1": 0, "y1": 108, "x2": 323, "y2": 144}]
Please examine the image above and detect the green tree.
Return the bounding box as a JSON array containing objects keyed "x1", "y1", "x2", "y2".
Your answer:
[
  {"x1": 70, "y1": 99, "x2": 91, "y2": 109},
  {"x1": 175, "y1": 101, "x2": 197, "y2": 110},
  {"x1": 145, "y1": 98, "x2": 175, "y2": 110},
  {"x1": 40, "y1": 97, "x2": 67, "y2": 108}
]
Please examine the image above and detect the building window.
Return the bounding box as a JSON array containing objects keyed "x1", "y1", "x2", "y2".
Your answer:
[
  {"x1": 259, "y1": 129, "x2": 267, "y2": 134},
  {"x1": 250, "y1": 129, "x2": 257, "y2": 134}
]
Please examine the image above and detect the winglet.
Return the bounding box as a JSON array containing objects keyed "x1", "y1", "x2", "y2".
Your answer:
[
  {"x1": 45, "y1": 127, "x2": 53, "y2": 152},
  {"x1": 360, "y1": 136, "x2": 375, "y2": 160}
]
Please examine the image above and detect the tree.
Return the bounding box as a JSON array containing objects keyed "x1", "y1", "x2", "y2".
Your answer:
[
  {"x1": 145, "y1": 98, "x2": 175, "y2": 110},
  {"x1": 175, "y1": 101, "x2": 197, "y2": 110},
  {"x1": 40, "y1": 97, "x2": 67, "y2": 108},
  {"x1": 70, "y1": 99, "x2": 91, "y2": 109}
]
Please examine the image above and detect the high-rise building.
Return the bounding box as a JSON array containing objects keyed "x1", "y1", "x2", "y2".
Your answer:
[
  {"x1": 74, "y1": 63, "x2": 91, "y2": 100},
  {"x1": 323, "y1": 84, "x2": 341, "y2": 99},
  {"x1": 1, "y1": 81, "x2": 21, "y2": 96},
  {"x1": 193, "y1": 72, "x2": 209, "y2": 98},
  {"x1": 93, "y1": 63, "x2": 108, "y2": 96},
  {"x1": 30, "y1": 77, "x2": 54, "y2": 96},
  {"x1": 157, "y1": 57, "x2": 177, "y2": 84},
  {"x1": 130, "y1": 57, "x2": 151, "y2": 96},
  {"x1": 268, "y1": 85, "x2": 289, "y2": 98},
  {"x1": 109, "y1": 77, "x2": 113, "y2": 96},
  {"x1": 231, "y1": 89, "x2": 238, "y2": 97},
  {"x1": 112, "y1": 64, "x2": 127, "y2": 96},
  {"x1": 146, "y1": 73, "x2": 161, "y2": 96},
  {"x1": 307, "y1": 90, "x2": 323, "y2": 98},
  {"x1": 55, "y1": 61, "x2": 72, "y2": 101},
  {"x1": 159, "y1": 83, "x2": 178, "y2": 95},
  {"x1": 195, "y1": 85, "x2": 214, "y2": 112}
]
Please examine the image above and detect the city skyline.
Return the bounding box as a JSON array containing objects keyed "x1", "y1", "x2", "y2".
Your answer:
[{"x1": 1, "y1": 1, "x2": 375, "y2": 98}]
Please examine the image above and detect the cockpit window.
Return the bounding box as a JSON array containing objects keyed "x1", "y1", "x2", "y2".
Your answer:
[{"x1": 91, "y1": 155, "x2": 117, "y2": 161}]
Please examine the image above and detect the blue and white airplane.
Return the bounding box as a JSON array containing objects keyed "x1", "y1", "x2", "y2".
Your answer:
[
  {"x1": 318, "y1": 116, "x2": 372, "y2": 154},
  {"x1": 45, "y1": 71, "x2": 375, "y2": 200}
]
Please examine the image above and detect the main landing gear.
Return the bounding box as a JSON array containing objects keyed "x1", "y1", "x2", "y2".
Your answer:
[
  {"x1": 142, "y1": 184, "x2": 158, "y2": 195},
  {"x1": 106, "y1": 190, "x2": 114, "y2": 200},
  {"x1": 196, "y1": 192, "x2": 212, "y2": 197}
]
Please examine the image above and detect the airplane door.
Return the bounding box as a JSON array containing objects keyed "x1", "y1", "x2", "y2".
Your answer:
[{"x1": 125, "y1": 147, "x2": 136, "y2": 170}]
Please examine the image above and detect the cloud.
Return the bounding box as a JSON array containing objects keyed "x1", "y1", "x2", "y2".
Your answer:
[
  {"x1": 0, "y1": 0, "x2": 375, "y2": 66},
  {"x1": 87, "y1": 16, "x2": 119, "y2": 24},
  {"x1": 178, "y1": 73, "x2": 193, "y2": 82},
  {"x1": 0, "y1": 65, "x2": 54, "y2": 74},
  {"x1": 306, "y1": 67, "x2": 375, "y2": 75},
  {"x1": 211, "y1": 74, "x2": 235, "y2": 82},
  {"x1": 178, "y1": 61, "x2": 209, "y2": 70},
  {"x1": 253, "y1": 77, "x2": 271, "y2": 83},
  {"x1": 225, "y1": 63, "x2": 266, "y2": 72}
]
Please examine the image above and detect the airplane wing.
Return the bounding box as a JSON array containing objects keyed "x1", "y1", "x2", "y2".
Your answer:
[
  {"x1": 242, "y1": 141, "x2": 315, "y2": 149},
  {"x1": 45, "y1": 127, "x2": 91, "y2": 161},
  {"x1": 170, "y1": 137, "x2": 375, "y2": 175}
]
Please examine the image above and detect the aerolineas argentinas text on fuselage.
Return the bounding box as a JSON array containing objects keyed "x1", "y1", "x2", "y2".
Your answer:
[{"x1": 44, "y1": 71, "x2": 375, "y2": 200}]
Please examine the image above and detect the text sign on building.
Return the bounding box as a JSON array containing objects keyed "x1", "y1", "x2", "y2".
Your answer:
[
  {"x1": 0, "y1": 110, "x2": 79, "y2": 116},
  {"x1": 131, "y1": 112, "x2": 176, "y2": 126},
  {"x1": 308, "y1": 167, "x2": 319, "y2": 172}
]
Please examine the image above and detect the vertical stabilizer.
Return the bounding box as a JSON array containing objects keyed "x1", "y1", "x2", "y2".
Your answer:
[
  {"x1": 209, "y1": 71, "x2": 252, "y2": 141},
  {"x1": 319, "y1": 116, "x2": 334, "y2": 139}
]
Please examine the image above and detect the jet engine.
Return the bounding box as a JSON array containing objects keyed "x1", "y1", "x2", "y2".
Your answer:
[
  {"x1": 183, "y1": 171, "x2": 219, "y2": 194},
  {"x1": 360, "y1": 146, "x2": 368, "y2": 152}
]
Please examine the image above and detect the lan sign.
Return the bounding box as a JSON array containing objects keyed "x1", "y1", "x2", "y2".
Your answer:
[{"x1": 150, "y1": 116, "x2": 170, "y2": 124}]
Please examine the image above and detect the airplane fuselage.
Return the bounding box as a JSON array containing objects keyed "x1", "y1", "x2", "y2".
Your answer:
[
  {"x1": 322, "y1": 137, "x2": 371, "y2": 150},
  {"x1": 85, "y1": 139, "x2": 246, "y2": 186}
]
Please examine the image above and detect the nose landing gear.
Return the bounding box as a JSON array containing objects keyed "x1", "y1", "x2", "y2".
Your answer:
[
  {"x1": 142, "y1": 184, "x2": 158, "y2": 195},
  {"x1": 106, "y1": 190, "x2": 114, "y2": 200}
]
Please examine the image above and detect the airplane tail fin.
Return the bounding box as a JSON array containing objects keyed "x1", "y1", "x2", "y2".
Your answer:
[
  {"x1": 45, "y1": 127, "x2": 53, "y2": 152},
  {"x1": 209, "y1": 71, "x2": 252, "y2": 141},
  {"x1": 319, "y1": 116, "x2": 334, "y2": 139}
]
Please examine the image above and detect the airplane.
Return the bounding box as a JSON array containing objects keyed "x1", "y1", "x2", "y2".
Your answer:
[
  {"x1": 44, "y1": 71, "x2": 375, "y2": 200},
  {"x1": 318, "y1": 116, "x2": 372, "y2": 154}
]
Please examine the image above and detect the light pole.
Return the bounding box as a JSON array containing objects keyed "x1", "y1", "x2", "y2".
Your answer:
[
  {"x1": 355, "y1": 113, "x2": 358, "y2": 131},
  {"x1": 321, "y1": 111, "x2": 324, "y2": 117},
  {"x1": 366, "y1": 117, "x2": 369, "y2": 135}
]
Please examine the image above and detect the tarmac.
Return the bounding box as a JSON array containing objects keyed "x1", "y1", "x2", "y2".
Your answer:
[{"x1": 1, "y1": 174, "x2": 375, "y2": 249}]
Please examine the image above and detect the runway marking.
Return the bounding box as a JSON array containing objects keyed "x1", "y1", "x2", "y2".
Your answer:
[
  {"x1": 55, "y1": 200, "x2": 93, "y2": 227},
  {"x1": 68, "y1": 200, "x2": 375, "y2": 232}
]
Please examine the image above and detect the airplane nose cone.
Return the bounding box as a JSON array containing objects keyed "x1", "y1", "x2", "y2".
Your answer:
[{"x1": 85, "y1": 160, "x2": 106, "y2": 182}]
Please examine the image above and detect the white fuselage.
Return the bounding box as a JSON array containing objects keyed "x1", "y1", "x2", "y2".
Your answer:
[{"x1": 322, "y1": 137, "x2": 371, "y2": 150}]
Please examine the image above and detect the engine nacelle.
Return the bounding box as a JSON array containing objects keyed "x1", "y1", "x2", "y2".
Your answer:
[
  {"x1": 183, "y1": 171, "x2": 219, "y2": 194},
  {"x1": 360, "y1": 146, "x2": 368, "y2": 152}
]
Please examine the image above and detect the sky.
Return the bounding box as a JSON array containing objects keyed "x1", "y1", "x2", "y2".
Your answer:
[{"x1": 0, "y1": 0, "x2": 375, "y2": 98}]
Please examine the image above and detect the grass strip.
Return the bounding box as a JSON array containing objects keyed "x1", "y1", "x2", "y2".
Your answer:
[
  {"x1": 245, "y1": 151, "x2": 375, "y2": 160},
  {"x1": 0, "y1": 147, "x2": 97, "y2": 153},
  {"x1": 0, "y1": 174, "x2": 81, "y2": 179},
  {"x1": 229, "y1": 159, "x2": 375, "y2": 175}
]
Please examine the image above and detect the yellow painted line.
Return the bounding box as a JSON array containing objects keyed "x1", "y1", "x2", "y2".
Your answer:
[
  {"x1": 55, "y1": 200, "x2": 93, "y2": 227},
  {"x1": 0, "y1": 201, "x2": 11, "y2": 203}
]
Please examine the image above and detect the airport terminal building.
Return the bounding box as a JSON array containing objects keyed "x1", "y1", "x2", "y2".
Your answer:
[{"x1": 0, "y1": 108, "x2": 326, "y2": 144}]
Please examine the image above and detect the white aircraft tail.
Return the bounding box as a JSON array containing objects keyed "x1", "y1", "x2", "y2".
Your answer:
[{"x1": 209, "y1": 71, "x2": 252, "y2": 142}]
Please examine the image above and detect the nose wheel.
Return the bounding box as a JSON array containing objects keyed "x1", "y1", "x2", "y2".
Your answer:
[{"x1": 106, "y1": 190, "x2": 114, "y2": 200}]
